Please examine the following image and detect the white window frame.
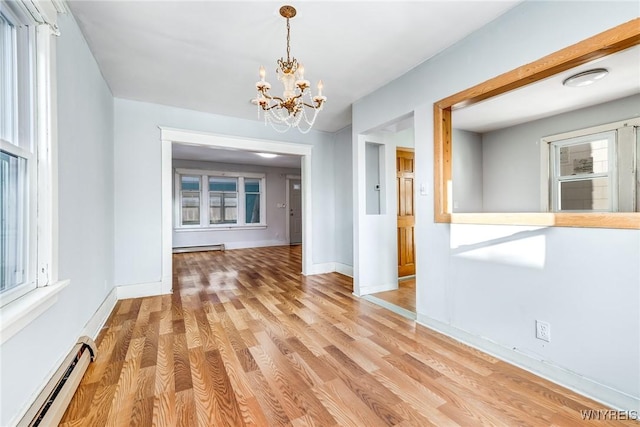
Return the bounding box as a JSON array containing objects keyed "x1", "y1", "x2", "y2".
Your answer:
[
  {"x1": 207, "y1": 175, "x2": 239, "y2": 225},
  {"x1": 177, "y1": 174, "x2": 202, "y2": 226},
  {"x1": 174, "y1": 168, "x2": 267, "y2": 230},
  {"x1": 541, "y1": 117, "x2": 639, "y2": 213},
  {"x1": 0, "y1": 0, "x2": 68, "y2": 345},
  {"x1": 549, "y1": 131, "x2": 616, "y2": 212},
  {"x1": 0, "y1": 2, "x2": 37, "y2": 307}
]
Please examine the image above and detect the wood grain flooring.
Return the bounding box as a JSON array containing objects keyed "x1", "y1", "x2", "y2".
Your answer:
[
  {"x1": 372, "y1": 279, "x2": 416, "y2": 313},
  {"x1": 61, "y1": 246, "x2": 635, "y2": 426}
]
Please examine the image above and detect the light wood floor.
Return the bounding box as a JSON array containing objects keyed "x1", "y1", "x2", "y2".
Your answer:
[
  {"x1": 61, "y1": 246, "x2": 634, "y2": 426},
  {"x1": 372, "y1": 278, "x2": 416, "y2": 313}
]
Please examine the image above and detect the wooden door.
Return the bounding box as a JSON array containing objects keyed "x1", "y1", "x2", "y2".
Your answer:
[{"x1": 397, "y1": 149, "x2": 415, "y2": 277}]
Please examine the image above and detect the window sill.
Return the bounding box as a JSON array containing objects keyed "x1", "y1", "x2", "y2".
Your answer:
[
  {"x1": 438, "y1": 212, "x2": 640, "y2": 229},
  {"x1": 174, "y1": 225, "x2": 267, "y2": 232},
  {"x1": 0, "y1": 279, "x2": 70, "y2": 345}
]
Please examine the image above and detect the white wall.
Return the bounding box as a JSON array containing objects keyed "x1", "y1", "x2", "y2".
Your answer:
[
  {"x1": 482, "y1": 94, "x2": 640, "y2": 211},
  {"x1": 365, "y1": 142, "x2": 382, "y2": 215},
  {"x1": 353, "y1": 131, "x2": 399, "y2": 295},
  {"x1": 352, "y1": 1, "x2": 640, "y2": 410},
  {"x1": 172, "y1": 159, "x2": 300, "y2": 249},
  {"x1": 452, "y1": 129, "x2": 483, "y2": 212},
  {"x1": 114, "y1": 99, "x2": 338, "y2": 288},
  {"x1": 333, "y1": 126, "x2": 353, "y2": 269},
  {"x1": 386, "y1": 126, "x2": 415, "y2": 148},
  {"x1": 0, "y1": 13, "x2": 115, "y2": 426}
]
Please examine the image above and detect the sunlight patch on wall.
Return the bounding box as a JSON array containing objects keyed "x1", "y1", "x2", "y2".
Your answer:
[{"x1": 450, "y1": 224, "x2": 547, "y2": 269}]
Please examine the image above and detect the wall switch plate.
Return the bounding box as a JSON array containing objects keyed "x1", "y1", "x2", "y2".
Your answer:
[{"x1": 536, "y1": 320, "x2": 551, "y2": 342}]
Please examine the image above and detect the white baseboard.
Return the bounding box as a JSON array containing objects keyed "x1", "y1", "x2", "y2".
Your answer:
[
  {"x1": 308, "y1": 262, "x2": 354, "y2": 277},
  {"x1": 357, "y1": 283, "x2": 398, "y2": 295},
  {"x1": 81, "y1": 288, "x2": 117, "y2": 340},
  {"x1": 417, "y1": 314, "x2": 640, "y2": 412},
  {"x1": 309, "y1": 262, "x2": 336, "y2": 275},
  {"x1": 116, "y1": 280, "x2": 168, "y2": 299},
  {"x1": 334, "y1": 263, "x2": 354, "y2": 277}
]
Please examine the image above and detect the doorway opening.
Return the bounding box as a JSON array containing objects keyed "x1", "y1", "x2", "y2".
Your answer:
[
  {"x1": 160, "y1": 128, "x2": 314, "y2": 294},
  {"x1": 363, "y1": 115, "x2": 417, "y2": 319}
]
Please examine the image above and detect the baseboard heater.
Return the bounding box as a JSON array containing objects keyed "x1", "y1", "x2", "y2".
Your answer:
[
  {"x1": 17, "y1": 336, "x2": 97, "y2": 427},
  {"x1": 173, "y1": 243, "x2": 225, "y2": 253}
]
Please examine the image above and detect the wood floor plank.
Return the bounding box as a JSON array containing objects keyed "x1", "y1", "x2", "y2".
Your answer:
[
  {"x1": 247, "y1": 369, "x2": 292, "y2": 427},
  {"x1": 312, "y1": 378, "x2": 387, "y2": 427},
  {"x1": 174, "y1": 389, "x2": 196, "y2": 427},
  {"x1": 108, "y1": 336, "x2": 145, "y2": 427},
  {"x1": 62, "y1": 246, "x2": 638, "y2": 427},
  {"x1": 150, "y1": 391, "x2": 175, "y2": 427},
  {"x1": 205, "y1": 349, "x2": 245, "y2": 426},
  {"x1": 154, "y1": 334, "x2": 175, "y2": 396},
  {"x1": 172, "y1": 333, "x2": 192, "y2": 393}
]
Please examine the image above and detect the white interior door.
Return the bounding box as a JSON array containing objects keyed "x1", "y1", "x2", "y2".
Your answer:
[{"x1": 289, "y1": 179, "x2": 302, "y2": 244}]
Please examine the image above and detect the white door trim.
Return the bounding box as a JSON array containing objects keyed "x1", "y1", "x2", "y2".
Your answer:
[{"x1": 160, "y1": 127, "x2": 314, "y2": 287}]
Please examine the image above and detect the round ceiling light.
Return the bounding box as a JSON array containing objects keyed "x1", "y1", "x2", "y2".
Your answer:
[
  {"x1": 256, "y1": 152, "x2": 278, "y2": 158},
  {"x1": 562, "y1": 68, "x2": 609, "y2": 87}
]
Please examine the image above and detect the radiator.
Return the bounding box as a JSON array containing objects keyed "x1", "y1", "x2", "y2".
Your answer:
[
  {"x1": 17, "y1": 336, "x2": 97, "y2": 427},
  {"x1": 172, "y1": 243, "x2": 225, "y2": 253}
]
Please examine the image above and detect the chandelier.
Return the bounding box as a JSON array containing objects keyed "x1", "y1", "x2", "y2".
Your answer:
[{"x1": 253, "y1": 5, "x2": 326, "y2": 134}]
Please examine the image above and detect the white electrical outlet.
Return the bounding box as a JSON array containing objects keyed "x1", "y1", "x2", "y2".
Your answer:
[{"x1": 536, "y1": 320, "x2": 551, "y2": 342}]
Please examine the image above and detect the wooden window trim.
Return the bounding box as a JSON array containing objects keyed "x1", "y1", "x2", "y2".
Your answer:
[{"x1": 433, "y1": 18, "x2": 640, "y2": 229}]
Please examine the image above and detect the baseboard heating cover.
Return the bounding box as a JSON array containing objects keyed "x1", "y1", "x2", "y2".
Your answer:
[
  {"x1": 17, "y1": 336, "x2": 97, "y2": 427},
  {"x1": 173, "y1": 243, "x2": 225, "y2": 253}
]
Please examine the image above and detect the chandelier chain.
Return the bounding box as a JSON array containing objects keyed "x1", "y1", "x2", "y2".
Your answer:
[{"x1": 285, "y1": 17, "x2": 291, "y2": 63}]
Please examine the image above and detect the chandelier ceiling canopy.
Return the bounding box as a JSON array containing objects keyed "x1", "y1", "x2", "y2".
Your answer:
[{"x1": 252, "y1": 5, "x2": 326, "y2": 134}]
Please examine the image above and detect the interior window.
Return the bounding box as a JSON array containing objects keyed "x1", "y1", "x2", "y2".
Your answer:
[{"x1": 549, "y1": 131, "x2": 615, "y2": 212}]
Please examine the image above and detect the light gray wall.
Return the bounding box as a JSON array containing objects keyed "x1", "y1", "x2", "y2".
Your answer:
[
  {"x1": 386, "y1": 127, "x2": 415, "y2": 148},
  {"x1": 114, "y1": 98, "x2": 337, "y2": 287},
  {"x1": 352, "y1": 1, "x2": 640, "y2": 406},
  {"x1": 482, "y1": 94, "x2": 640, "y2": 211},
  {"x1": 333, "y1": 126, "x2": 353, "y2": 267},
  {"x1": 452, "y1": 129, "x2": 483, "y2": 212},
  {"x1": 0, "y1": 13, "x2": 115, "y2": 426},
  {"x1": 172, "y1": 160, "x2": 300, "y2": 249},
  {"x1": 365, "y1": 142, "x2": 381, "y2": 215}
]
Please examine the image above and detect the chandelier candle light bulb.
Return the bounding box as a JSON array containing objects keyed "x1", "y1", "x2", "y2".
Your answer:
[{"x1": 252, "y1": 5, "x2": 326, "y2": 133}]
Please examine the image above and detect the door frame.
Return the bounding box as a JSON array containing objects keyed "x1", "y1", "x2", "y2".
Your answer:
[
  {"x1": 285, "y1": 174, "x2": 301, "y2": 244},
  {"x1": 160, "y1": 127, "x2": 313, "y2": 294},
  {"x1": 396, "y1": 147, "x2": 416, "y2": 278}
]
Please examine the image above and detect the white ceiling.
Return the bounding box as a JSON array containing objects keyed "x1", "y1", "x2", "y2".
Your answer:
[
  {"x1": 68, "y1": 1, "x2": 521, "y2": 133},
  {"x1": 454, "y1": 45, "x2": 640, "y2": 133},
  {"x1": 172, "y1": 143, "x2": 302, "y2": 169}
]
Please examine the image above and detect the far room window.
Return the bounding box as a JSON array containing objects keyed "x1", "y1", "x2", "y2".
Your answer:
[
  {"x1": 245, "y1": 178, "x2": 261, "y2": 224},
  {"x1": 0, "y1": 3, "x2": 37, "y2": 307},
  {"x1": 180, "y1": 175, "x2": 201, "y2": 225},
  {"x1": 174, "y1": 169, "x2": 266, "y2": 228},
  {"x1": 209, "y1": 177, "x2": 238, "y2": 224},
  {"x1": 546, "y1": 120, "x2": 639, "y2": 213}
]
